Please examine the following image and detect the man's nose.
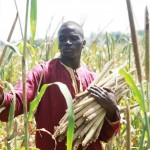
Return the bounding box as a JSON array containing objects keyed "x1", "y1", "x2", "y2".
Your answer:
[{"x1": 65, "y1": 39, "x2": 72, "y2": 45}]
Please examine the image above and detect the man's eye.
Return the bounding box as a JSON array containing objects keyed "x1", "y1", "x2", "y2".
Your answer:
[
  {"x1": 59, "y1": 37, "x2": 66, "y2": 42},
  {"x1": 71, "y1": 36, "x2": 79, "y2": 41}
]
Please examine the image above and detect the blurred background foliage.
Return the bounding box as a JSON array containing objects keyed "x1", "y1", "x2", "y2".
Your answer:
[{"x1": 0, "y1": 0, "x2": 149, "y2": 149}]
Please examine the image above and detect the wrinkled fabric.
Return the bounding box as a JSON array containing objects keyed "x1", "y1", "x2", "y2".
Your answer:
[{"x1": 0, "y1": 58, "x2": 120, "y2": 150}]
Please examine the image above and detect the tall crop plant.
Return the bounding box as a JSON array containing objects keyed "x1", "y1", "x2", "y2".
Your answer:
[
  {"x1": 126, "y1": 0, "x2": 150, "y2": 148},
  {"x1": 0, "y1": 0, "x2": 149, "y2": 149},
  {"x1": 0, "y1": 0, "x2": 75, "y2": 149}
]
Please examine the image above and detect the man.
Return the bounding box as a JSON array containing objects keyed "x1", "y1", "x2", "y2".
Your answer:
[{"x1": 0, "y1": 21, "x2": 120, "y2": 150}]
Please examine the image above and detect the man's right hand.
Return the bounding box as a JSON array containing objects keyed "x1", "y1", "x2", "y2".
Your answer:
[{"x1": 0, "y1": 85, "x2": 4, "y2": 105}]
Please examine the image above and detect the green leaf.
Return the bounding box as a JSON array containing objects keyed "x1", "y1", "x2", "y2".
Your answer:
[
  {"x1": 26, "y1": 43, "x2": 36, "y2": 57},
  {"x1": 6, "y1": 82, "x2": 16, "y2": 134},
  {"x1": 54, "y1": 82, "x2": 74, "y2": 150},
  {"x1": 119, "y1": 69, "x2": 145, "y2": 112},
  {"x1": 139, "y1": 117, "x2": 146, "y2": 149},
  {"x1": 0, "y1": 51, "x2": 13, "y2": 73},
  {"x1": 0, "y1": 40, "x2": 21, "y2": 56},
  {"x1": 27, "y1": 84, "x2": 50, "y2": 121},
  {"x1": 30, "y1": 0, "x2": 37, "y2": 43},
  {"x1": 27, "y1": 82, "x2": 74, "y2": 150},
  {"x1": 1, "y1": 81, "x2": 16, "y2": 148},
  {"x1": 16, "y1": 135, "x2": 25, "y2": 140}
]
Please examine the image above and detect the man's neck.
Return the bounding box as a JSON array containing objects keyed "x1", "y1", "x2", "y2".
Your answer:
[{"x1": 59, "y1": 56, "x2": 80, "y2": 69}]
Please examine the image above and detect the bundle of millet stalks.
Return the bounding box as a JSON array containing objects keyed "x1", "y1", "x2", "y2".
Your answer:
[{"x1": 54, "y1": 58, "x2": 135, "y2": 150}]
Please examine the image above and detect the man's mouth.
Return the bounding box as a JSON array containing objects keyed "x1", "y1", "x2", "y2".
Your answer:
[{"x1": 62, "y1": 47, "x2": 73, "y2": 52}]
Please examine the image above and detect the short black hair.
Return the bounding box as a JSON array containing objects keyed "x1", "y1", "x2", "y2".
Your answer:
[{"x1": 58, "y1": 21, "x2": 84, "y2": 38}]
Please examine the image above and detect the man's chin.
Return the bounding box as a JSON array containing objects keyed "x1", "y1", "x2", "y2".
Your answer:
[{"x1": 61, "y1": 54, "x2": 76, "y2": 59}]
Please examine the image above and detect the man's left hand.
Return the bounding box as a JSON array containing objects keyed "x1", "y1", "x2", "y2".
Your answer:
[{"x1": 88, "y1": 85, "x2": 118, "y2": 121}]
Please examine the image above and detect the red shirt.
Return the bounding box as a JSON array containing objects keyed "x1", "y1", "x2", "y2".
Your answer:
[{"x1": 0, "y1": 58, "x2": 120, "y2": 150}]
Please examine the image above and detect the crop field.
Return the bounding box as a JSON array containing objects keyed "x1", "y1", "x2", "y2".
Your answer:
[{"x1": 0, "y1": 0, "x2": 150, "y2": 150}]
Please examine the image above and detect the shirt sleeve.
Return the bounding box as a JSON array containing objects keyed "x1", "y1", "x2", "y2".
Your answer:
[
  {"x1": 0, "y1": 64, "x2": 44, "y2": 122},
  {"x1": 98, "y1": 109, "x2": 121, "y2": 142}
]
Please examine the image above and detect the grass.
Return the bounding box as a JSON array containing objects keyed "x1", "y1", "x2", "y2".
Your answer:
[{"x1": 0, "y1": 0, "x2": 150, "y2": 149}]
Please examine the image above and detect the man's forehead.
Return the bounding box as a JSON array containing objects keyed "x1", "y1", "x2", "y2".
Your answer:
[
  {"x1": 58, "y1": 25, "x2": 83, "y2": 37},
  {"x1": 58, "y1": 22, "x2": 84, "y2": 38},
  {"x1": 59, "y1": 25, "x2": 81, "y2": 32}
]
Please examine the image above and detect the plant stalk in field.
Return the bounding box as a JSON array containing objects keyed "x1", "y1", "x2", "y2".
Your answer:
[
  {"x1": 0, "y1": 13, "x2": 18, "y2": 67},
  {"x1": 22, "y1": 0, "x2": 30, "y2": 149}
]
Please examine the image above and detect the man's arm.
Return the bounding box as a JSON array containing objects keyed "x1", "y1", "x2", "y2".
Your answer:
[
  {"x1": 0, "y1": 64, "x2": 44, "y2": 122},
  {"x1": 88, "y1": 85, "x2": 121, "y2": 142}
]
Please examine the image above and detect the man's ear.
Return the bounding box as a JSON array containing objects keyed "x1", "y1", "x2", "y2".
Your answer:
[{"x1": 82, "y1": 40, "x2": 86, "y2": 48}]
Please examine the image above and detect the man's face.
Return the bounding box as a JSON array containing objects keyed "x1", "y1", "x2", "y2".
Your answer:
[{"x1": 58, "y1": 25, "x2": 85, "y2": 59}]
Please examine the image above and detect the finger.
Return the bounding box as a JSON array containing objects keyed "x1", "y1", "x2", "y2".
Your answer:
[
  {"x1": 90, "y1": 88, "x2": 107, "y2": 101},
  {"x1": 90, "y1": 92, "x2": 106, "y2": 103},
  {"x1": 90, "y1": 92, "x2": 100, "y2": 100},
  {"x1": 89, "y1": 85, "x2": 102, "y2": 92},
  {"x1": 89, "y1": 86, "x2": 103, "y2": 95}
]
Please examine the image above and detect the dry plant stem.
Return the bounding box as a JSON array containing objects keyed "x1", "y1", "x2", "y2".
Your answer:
[
  {"x1": 85, "y1": 108, "x2": 104, "y2": 122},
  {"x1": 58, "y1": 134, "x2": 66, "y2": 142},
  {"x1": 97, "y1": 73, "x2": 114, "y2": 87},
  {"x1": 74, "y1": 106, "x2": 85, "y2": 114},
  {"x1": 114, "y1": 87, "x2": 125, "y2": 97},
  {"x1": 75, "y1": 90, "x2": 89, "y2": 99},
  {"x1": 14, "y1": 0, "x2": 23, "y2": 39},
  {"x1": 22, "y1": 0, "x2": 30, "y2": 149},
  {"x1": 145, "y1": 7, "x2": 150, "y2": 81},
  {"x1": 75, "y1": 101, "x2": 97, "y2": 121},
  {"x1": 111, "y1": 79, "x2": 126, "y2": 91},
  {"x1": 75, "y1": 95, "x2": 88, "y2": 103},
  {"x1": 115, "y1": 85, "x2": 128, "y2": 96},
  {"x1": 116, "y1": 89, "x2": 130, "y2": 102},
  {"x1": 97, "y1": 63, "x2": 127, "y2": 88},
  {"x1": 126, "y1": 0, "x2": 142, "y2": 83},
  {"x1": 73, "y1": 124, "x2": 86, "y2": 141},
  {"x1": 82, "y1": 111, "x2": 106, "y2": 147},
  {"x1": 55, "y1": 64, "x2": 135, "y2": 148},
  {"x1": 64, "y1": 102, "x2": 87, "y2": 120},
  {"x1": 82, "y1": 138, "x2": 94, "y2": 150},
  {"x1": 0, "y1": 13, "x2": 18, "y2": 67},
  {"x1": 102, "y1": 74, "x2": 125, "y2": 87},
  {"x1": 73, "y1": 137, "x2": 84, "y2": 150},
  {"x1": 83, "y1": 104, "x2": 101, "y2": 117},
  {"x1": 75, "y1": 95, "x2": 91, "y2": 107},
  {"x1": 94, "y1": 119, "x2": 104, "y2": 142},
  {"x1": 57, "y1": 122, "x2": 68, "y2": 135},
  {"x1": 74, "y1": 99, "x2": 93, "y2": 115},
  {"x1": 59, "y1": 113, "x2": 68, "y2": 125},
  {"x1": 75, "y1": 97, "x2": 95, "y2": 108},
  {"x1": 78, "y1": 114, "x2": 100, "y2": 139},
  {"x1": 103, "y1": 69, "x2": 135, "y2": 88},
  {"x1": 54, "y1": 122, "x2": 68, "y2": 138},
  {"x1": 113, "y1": 82, "x2": 127, "y2": 93},
  {"x1": 83, "y1": 144, "x2": 90, "y2": 150},
  {"x1": 75, "y1": 58, "x2": 116, "y2": 98},
  {"x1": 120, "y1": 103, "x2": 139, "y2": 113},
  {"x1": 75, "y1": 117, "x2": 85, "y2": 128},
  {"x1": 89, "y1": 57, "x2": 116, "y2": 86},
  {"x1": 57, "y1": 126, "x2": 67, "y2": 136}
]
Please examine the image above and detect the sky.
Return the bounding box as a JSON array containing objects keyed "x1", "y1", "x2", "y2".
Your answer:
[{"x1": 0, "y1": 0, "x2": 150, "y2": 41}]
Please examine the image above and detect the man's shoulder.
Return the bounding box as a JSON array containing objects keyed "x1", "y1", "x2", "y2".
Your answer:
[
  {"x1": 81, "y1": 63, "x2": 95, "y2": 73},
  {"x1": 29, "y1": 58, "x2": 59, "y2": 73},
  {"x1": 80, "y1": 63, "x2": 97, "y2": 77},
  {"x1": 39, "y1": 58, "x2": 60, "y2": 68}
]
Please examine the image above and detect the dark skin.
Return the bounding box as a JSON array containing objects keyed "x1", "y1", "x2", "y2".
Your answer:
[
  {"x1": 58, "y1": 23, "x2": 86, "y2": 69},
  {"x1": 0, "y1": 21, "x2": 118, "y2": 121},
  {"x1": 58, "y1": 21, "x2": 118, "y2": 121}
]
